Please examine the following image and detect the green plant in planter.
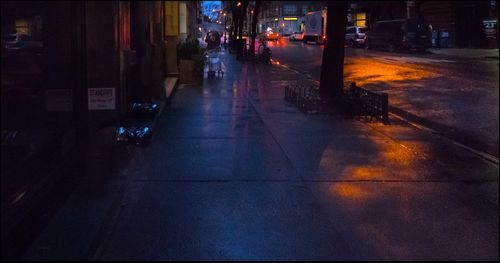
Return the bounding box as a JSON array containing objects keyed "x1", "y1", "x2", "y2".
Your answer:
[
  {"x1": 177, "y1": 36, "x2": 205, "y2": 83},
  {"x1": 177, "y1": 36, "x2": 201, "y2": 60}
]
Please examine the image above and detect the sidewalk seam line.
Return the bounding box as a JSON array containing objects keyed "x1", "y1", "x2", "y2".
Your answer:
[{"x1": 250, "y1": 63, "x2": 302, "y2": 181}]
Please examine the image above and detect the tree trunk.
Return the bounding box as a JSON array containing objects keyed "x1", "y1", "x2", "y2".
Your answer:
[
  {"x1": 319, "y1": 1, "x2": 348, "y2": 101},
  {"x1": 237, "y1": 1, "x2": 248, "y2": 56},
  {"x1": 230, "y1": 2, "x2": 238, "y2": 46},
  {"x1": 249, "y1": 1, "x2": 261, "y2": 57}
]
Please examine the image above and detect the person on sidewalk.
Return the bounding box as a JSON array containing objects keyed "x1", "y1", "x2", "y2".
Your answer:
[{"x1": 205, "y1": 30, "x2": 221, "y2": 51}]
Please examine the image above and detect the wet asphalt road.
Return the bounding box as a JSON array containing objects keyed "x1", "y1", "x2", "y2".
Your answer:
[{"x1": 267, "y1": 38, "x2": 499, "y2": 157}]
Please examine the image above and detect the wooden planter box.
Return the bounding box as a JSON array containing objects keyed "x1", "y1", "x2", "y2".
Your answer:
[{"x1": 179, "y1": 59, "x2": 202, "y2": 85}]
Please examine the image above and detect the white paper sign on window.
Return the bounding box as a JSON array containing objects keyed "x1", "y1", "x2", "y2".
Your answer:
[{"x1": 88, "y1": 88, "x2": 115, "y2": 110}]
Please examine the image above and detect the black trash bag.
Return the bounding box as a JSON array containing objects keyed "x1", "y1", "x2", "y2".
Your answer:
[
  {"x1": 116, "y1": 126, "x2": 152, "y2": 146},
  {"x1": 1, "y1": 130, "x2": 19, "y2": 146},
  {"x1": 116, "y1": 127, "x2": 129, "y2": 144},
  {"x1": 130, "y1": 102, "x2": 159, "y2": 117}
]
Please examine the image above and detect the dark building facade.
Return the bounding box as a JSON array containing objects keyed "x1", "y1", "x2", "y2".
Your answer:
[
  {"x1": 421, "y1": 1, "x2": 498, "y2": 48},
  {"x1": 348, "y1": 1, "x2": 498, "y2": 48},
  {"x1": 1, "y1": 1, "x2": 199, "y2": 259},
  {"x1": 258, "y1": 1, "x2": 324, "y2": 35}
]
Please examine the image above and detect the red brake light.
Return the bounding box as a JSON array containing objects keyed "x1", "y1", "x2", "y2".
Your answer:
[{"x1": 322, "y1": 35, "x2": 326, "y2": 40}]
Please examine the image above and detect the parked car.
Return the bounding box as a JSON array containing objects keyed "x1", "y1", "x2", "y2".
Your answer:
[
  {"x1": 345, "y1": 26, "x2": 367, "y2": 47},
  {"x1": 3, "y1": 34, "x2": 21, "y2": 49},
  {"x1": 364, "y1": 18, "x2": 432, "y2": 52},
  {"x1": 264, "y1": 31, "x2": 280, "y2": 41},
  {"x1": 288, "y1": 32, "x2": 304, "y2": 41},
  {"x1": 2, "y1": 33, "x2": 42, "y2": 51}
]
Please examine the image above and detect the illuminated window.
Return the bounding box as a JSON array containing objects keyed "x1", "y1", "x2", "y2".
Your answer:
[
  {"x1": 164, "y1": 1, "x2": 179, "y2": 36},
  {"x1": 179, "y1": 2, "x2": 187, "y2": 34},
  {"x1": 355, "y1": 12, "x2": 366, "y2": 27},
  {"x1": 119, "y1": 2, "x2": 130, "y2": 50},
  {"x1": 15, "y1": 20, "x2": 29, "y2": 35}
]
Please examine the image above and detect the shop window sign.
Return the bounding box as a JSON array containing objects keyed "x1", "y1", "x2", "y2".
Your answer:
[{"x1": 482, "y1": 19, "x2": 497, "y2": 39}]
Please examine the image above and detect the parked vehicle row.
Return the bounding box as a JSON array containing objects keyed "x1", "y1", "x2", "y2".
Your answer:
[
  {"x1": 259, "y1": 17, "x2": 432, "y2": 52},
  {"x1": 286, "y1": 17, "x2": 432, "y2": 52},
  {"x1": 364, "y1": 18, "x2": 432, "y2": 52}
]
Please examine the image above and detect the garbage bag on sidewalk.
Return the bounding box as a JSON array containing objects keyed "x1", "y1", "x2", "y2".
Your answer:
[
  {"x1": 1, "y1": 130, "x2": 19, "y2": 146},
  {"x1": 130, "y1": 102, "x2": 159, "y2": 118},
  {"x1": 116, "y1": 126, "x2": 152, "y2": 146}
]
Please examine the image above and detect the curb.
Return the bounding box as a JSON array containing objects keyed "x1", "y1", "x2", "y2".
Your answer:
[{"x1": 389, "y1": 106, "x2": 499, "y2": 164}]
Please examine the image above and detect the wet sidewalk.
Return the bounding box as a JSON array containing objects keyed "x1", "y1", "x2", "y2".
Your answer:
[{"x1": 23, "y1": 49, "x2": 498, "y2": 260}]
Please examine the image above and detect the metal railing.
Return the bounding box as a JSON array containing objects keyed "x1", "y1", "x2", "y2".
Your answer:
[
  {"x1": 284, "y1": 84, "x2": 321, "y2": 114},
  {"x1": 344, "y1": 82, "x2": 389, "y2": 123}
]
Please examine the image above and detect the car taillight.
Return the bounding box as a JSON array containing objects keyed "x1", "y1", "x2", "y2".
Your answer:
[{"x1": 322, "y1": 35, "x2": 326, "y2": 40}]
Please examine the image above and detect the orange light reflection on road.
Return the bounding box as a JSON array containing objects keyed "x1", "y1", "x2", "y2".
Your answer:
[
  {"x1": 344, "y1": 57, "x2": 440, "y2": 87},
  {"x1": 279, "y1": 37, "x2": 287, "y2": 47}
]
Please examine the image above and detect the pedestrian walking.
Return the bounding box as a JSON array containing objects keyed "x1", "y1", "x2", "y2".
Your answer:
[{"x1": 205, "y1": 30, "x2": 221, "y2": 51}]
